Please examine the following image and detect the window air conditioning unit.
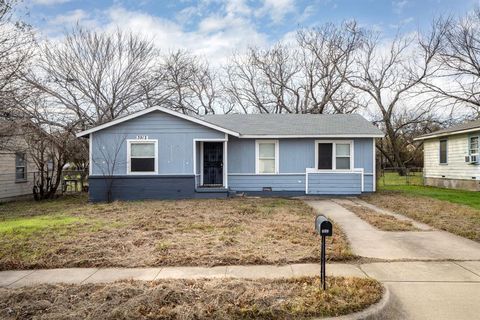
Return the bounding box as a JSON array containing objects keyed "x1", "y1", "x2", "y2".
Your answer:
[
  {"x1": 465, "y1": 155, "x2": 470, "y2": 163},
  {"x1": 471, "y1": 155, "x2": 479, "y2": 164}
]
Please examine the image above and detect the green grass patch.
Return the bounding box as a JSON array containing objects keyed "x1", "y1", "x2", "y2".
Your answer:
[
  {"x1": 377, "y1": 171, "x2": 423, "y2": 187},
  {"x1": 380, "y1": 185, "x2": 480, "y2": 210},
  {"x1": 0, "y1": 215, "x2": 83, "y2": 236}
]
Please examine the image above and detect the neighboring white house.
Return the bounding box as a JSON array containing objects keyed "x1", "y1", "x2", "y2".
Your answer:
[
  {"x1": 415, "y1": 119, "x2": 480, "y2": 191},
  {"x1": 0, "y1": 124, "x2": 35, "y2": 202}
]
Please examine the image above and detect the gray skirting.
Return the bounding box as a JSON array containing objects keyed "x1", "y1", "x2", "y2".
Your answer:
[{"x1": 88, "y1": 175, "x2": 226, "y2": 202}]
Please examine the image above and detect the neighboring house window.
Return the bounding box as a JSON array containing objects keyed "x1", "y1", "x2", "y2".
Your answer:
[
  {"x1": 315, "y1": 141, "x2": 353, "y2": 170},
  {"x1": 127, "y1": 140, "x2": 158, "y2": 174},
  {"x1": 439, "y1": 139, "x2": 448, "y2": 164},
  {"x1": 256, "y1": 140, "x2": 279, "y2": 174},
  {"x1": 470, "y1": 136, "x2": 479, "y2": 155},
  {"x1": 15, "y1": 153, "x2": 27, "y2": 181}
]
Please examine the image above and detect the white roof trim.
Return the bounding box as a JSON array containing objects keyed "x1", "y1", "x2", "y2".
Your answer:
[
  {"x1": 76, "y1": 106, "x2": 241, "y2": 138},
  {"x1": 240, "y1": 134, "x2": 384, "y2": 138},
  {"x1": 414, "y1": 127, "x2": 480, "y2": 141}
]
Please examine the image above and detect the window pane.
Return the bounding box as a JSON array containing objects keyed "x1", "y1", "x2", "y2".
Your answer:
[
  {"x1": 317, "y1": 143, "x2": 333, "y2": 169},
  {"x1": 131, "y1": 158, "x2": 155, "y2": 172},
  {"x1": 131, "y1": 143, "x2": 155, "y2": 157},
  {"x1": 15, "y1": 167, "x2": 25, "y2": 180},
  {"x1": 336, "y1": 157, "x2": 350, "y2": 170},
  {"x1": 259, "y1": 159, "x2": 275, "y2": 173},
  {"x1": 439, "y1": 140, "x2": 447, "y2": 164},
  {"x1": 470, "y1": 137, "x2": 479, "y2": 154},
  {"x1": 336, "y1": 144, "x2": 350, "y2": 157},
  {"x1": 15, "y1": 153, "x2": 26, "y2": 166},
  {"x1": 259, "y1": 143, "x2": 275, "y2": 158}
]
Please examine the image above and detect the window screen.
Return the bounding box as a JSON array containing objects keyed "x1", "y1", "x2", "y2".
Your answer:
[
  {"x1": 15, "y1": 153, "x2": 27, "y2": 181},
  {"x1": 258, "y1": 142, "x2": 276, "y2": 174},
  {"x1": 130, "y1": 143, "x2": 155, "y2": 172},
  {"x1": 317, "y1": 143, "x2": 333, "y2": 169},
  {"x1": 439, "y1": 139, "x2": 447, "y2": 164},
  {"x1": 336, "y1": 143, "x2": 351, "y2": 170}
]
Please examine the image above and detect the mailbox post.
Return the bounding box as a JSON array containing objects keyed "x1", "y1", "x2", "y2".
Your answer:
[{"x1": 315, "y1": 214, "x2": 333, "y2": 290}]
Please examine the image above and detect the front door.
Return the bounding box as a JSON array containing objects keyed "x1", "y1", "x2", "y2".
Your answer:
[{"x1": 203, "y1": 142, "x2": 223, "y2": 186}]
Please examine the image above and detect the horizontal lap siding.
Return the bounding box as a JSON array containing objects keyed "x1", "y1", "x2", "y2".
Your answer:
[
  {"x1": 308, "y1": 173, "x2": 362, "y2": 195},
  {"x1": 424, "y1": 133, "x2": 480, "y2": 180},
  {"x1": 91, "y1": 111, "x2": 224, "y2": 175},
  {"x1": 228, "y1": 174, "x2": 305, "y2": 191}
]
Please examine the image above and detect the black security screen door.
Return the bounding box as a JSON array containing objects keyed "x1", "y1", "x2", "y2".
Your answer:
[
  {"x1": 203, "y1": 142, "x2": 223, "y2": 186},
  {"x1": 317, "y1": 143, "x2": 333, "y2": 169}
]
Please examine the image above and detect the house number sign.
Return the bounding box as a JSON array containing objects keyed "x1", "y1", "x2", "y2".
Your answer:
[{"x1": 136, "y1": 135, "x2": 149, "y2": 140}]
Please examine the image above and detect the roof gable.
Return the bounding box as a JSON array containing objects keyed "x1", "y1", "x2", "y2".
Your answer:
[
  {"x1": 76, "y1": 106, "x2": 240, "y2": 138},
  {"x1": 415, "y1": 119, "x2": 480, "y2": 140}
]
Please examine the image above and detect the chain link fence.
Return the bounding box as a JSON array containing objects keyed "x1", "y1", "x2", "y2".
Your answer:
[
  {"x1": 0, "y1": 170, "x2": 88, "y2": 202},
  {"x1": 377, "y1": 167, "x2": 424, "y2": 187}
]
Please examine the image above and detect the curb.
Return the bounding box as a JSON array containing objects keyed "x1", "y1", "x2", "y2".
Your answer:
[{"x1": 320, "y1": 284, "x2": 391, "y2": 320}]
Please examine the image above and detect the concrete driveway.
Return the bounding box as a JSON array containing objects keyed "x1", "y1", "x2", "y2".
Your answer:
[
  {"x1": 306, "y1": 199, "x2": 480, "y2": 260},
  {"x1": 306, "y1": 199, "x2": 480, "y2": 320}
]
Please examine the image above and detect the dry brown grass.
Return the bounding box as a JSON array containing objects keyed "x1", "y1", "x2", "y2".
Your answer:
[
  {"x1": 0, "y1": 195, "x2": 354, "y2": 270},
  {"x1": 362, "y1": 191, "x2": 480, "y2": 241},
  {"x1": 342, "y1": 204, "x2": 419, "y2": 232},
  {"x1": 0, "y1": 277, "x2": 382, "y2": 320}
]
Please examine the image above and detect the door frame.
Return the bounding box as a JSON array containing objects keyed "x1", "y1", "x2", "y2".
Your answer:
[
  {"x1": 201, "y1": 141, "x2": 224, "y2": 186},
  {"x1": 193, "y1": 136, "x2": 228, "y2": 188}
]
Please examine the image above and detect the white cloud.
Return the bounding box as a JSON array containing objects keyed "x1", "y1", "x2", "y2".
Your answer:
[
  {"x1": 31, "y1": 0, "x2": 71, "y2": 6},
  {"x1": 49, "y1": 9, "x2": 88, "y2": 25},
  {"x1": 257, "y1": 0, "x2": 296, "y2": 24}
]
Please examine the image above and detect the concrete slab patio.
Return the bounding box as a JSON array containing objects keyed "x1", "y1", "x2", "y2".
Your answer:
[{"x1": 306, "y1": 199, "x2": 480, "y2": 260}]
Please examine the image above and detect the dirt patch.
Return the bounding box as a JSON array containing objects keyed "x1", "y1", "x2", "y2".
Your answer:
[
  {"x1": 0, "y1": 196, "x2": 354, "y2": 270},
  {"x1": 342, "y1": 204, "x2": 419, "y2": 231},
  {"x1": 0, "y1": 277, "x2": 382, "y2": 320},
  {"x1": 362, "y1": 191, "x2": 480, "y2": 241}
]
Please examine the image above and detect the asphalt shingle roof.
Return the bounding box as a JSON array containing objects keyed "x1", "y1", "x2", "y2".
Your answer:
[
  {"x1": 416, "y1": 119, "x2": 480, "y2": 140},
  {"x1": 201, "y1": 113, "x2": 383, "y2": 136}
]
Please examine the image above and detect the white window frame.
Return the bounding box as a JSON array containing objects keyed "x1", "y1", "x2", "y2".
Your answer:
[
  {"x1": 439, "y1": 138, "x2": 448, "y2": 165},
  {"x1": 15, "y1": 152, "x2": 27, "y2": 181},
  {"x1": 127, "y1": 139, "x2": 158, "y2": 175},
  {"x1": 255, "y1": 140, "x2": 279, "y2": 174},
  {"x1": 469, "y1": 136, "x2": 479, "y2": 156},
  {"x1": 314, "y1": 140, "x2": 354, "y2": 171}
]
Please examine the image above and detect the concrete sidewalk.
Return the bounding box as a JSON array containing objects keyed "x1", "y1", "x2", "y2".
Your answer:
[
  {"x1": 0, "y1": 263, "x2": 364, "y2": 288},
  {"x1": 306, "y1": 199, "x2": 480, "y2": 260}
]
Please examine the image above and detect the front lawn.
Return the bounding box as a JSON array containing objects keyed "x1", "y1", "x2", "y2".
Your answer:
[
  {"x1": 0, "y1": 195, "x2": 353, "y2": 270},
  {"x1": 380, "y1": 185, "x2": 480, "y2": 210},
  {"x1": 0, "y1": 277, "x2": 383, "y2": 319},
  {"x1": 362, "y1": 190, "x2": 480, "y2": 242}
]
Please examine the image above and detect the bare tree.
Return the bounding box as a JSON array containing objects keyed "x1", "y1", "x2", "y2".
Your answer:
[
  {"x1": 424, "y1": 11, "x2": 480, "y2": 118},
  {"x1": 92, "y1": 134, "x2": 126, "y2": 203},
  {"x1": 0, "y1": 0, "x2": 34, "y2": 147},
  {"x1": 153, "y1": 50, "x2": 233, "y2": 115},
  {"x1": 24, "y1": 26, "x2": 159, "y2": 131},
  {"x1": 223, "y1": 21, "x2": 362, "y2": 114},
  {"x1": 347, "y1": 24, "x2": 446, "y2": 173}
]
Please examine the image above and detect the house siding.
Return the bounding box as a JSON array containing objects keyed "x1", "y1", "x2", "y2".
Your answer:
[
  {"x1": 91, "y1": 111, "x2": 224, "y2": 175},
  {"x1": 228, "y1": 174, "x2": 306, "y2": 192},
  {"x1": 423, "y1": 133, "x2": 480, "y2": 180},
  {"x1": 308, "y1": 172, "x2": 362, "y2": 195}
]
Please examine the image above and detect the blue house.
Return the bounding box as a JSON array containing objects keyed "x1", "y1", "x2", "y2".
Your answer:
[{"x1": 76, "y1": 106, "x2": 383, "y2": 202}]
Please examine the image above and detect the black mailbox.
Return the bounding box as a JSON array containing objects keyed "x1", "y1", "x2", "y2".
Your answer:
[{"x1": 315, "y1": 215, "x2": 333, "y2": 237}]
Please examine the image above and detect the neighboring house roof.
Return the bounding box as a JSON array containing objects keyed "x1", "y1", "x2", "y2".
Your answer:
[
  {"x1": 415, "y1": 119, "x2": 480, "y2": 141},
  {"x1": 201, "y1": 113, "x2": 383, "y2": 138},
  {"x1": 76, "y1": 106, "x2": 383, "y2": 138}
]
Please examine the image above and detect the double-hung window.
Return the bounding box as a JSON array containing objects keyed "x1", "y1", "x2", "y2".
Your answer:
[
  {"x1": 315, "y1": 141, "x2": 353, "y2": 170},
  {"x1": 15, "y1": 153, "x2": 27, "y2": 181},
  {"x1": 439, "y1": 139, "x2": 448, "y2": 164},
  {"x1": 256, "y1": 140, "x2": 279, "y2": 174},
  {"x1": 469, "y1": 136, "x2": 479, "y2": 156},
  {"x1": 128, "y1": 140, "x2": 158, "y2": 174}
]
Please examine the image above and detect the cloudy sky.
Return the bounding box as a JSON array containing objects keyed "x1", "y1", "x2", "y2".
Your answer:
[{"x1": 25, "y1": 0, "x2": 477, "y2": 62}]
